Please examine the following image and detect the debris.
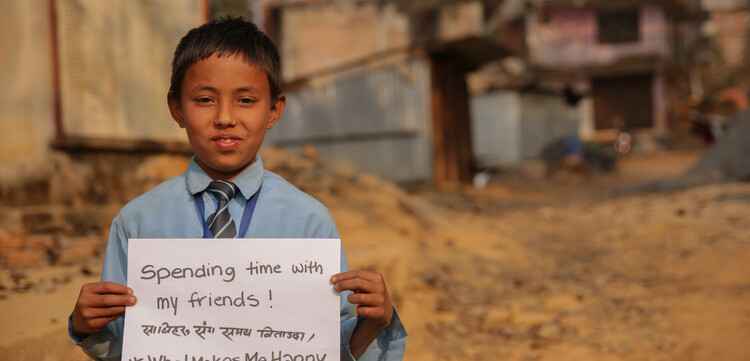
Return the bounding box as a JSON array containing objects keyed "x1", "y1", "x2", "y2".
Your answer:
[{"x1": 633, "y1": 110, "x2": 750, "y2": 191}]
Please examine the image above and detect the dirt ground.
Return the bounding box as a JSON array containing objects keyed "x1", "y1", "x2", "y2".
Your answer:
[{"x1": 1, "y1": 150, "x2": 749, "y2": 361}]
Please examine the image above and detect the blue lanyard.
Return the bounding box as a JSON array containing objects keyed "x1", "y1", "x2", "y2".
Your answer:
[{"x1": 194, "y1": 185, "x2": 262, "y2": 238}]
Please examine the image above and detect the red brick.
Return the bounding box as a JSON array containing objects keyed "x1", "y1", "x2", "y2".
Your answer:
[
  {"x1": 0, "y1": 229, "x2": 26, "y2": 250},
  {"x1": 26, "y1": 234, "x2": 55, "y2": 250},
  {"x1": 57, "y1": 237, "x2": 102, "y2": 265},
  {"x1": 1, "y1": 249, "x2": 46, "y2": 268}
]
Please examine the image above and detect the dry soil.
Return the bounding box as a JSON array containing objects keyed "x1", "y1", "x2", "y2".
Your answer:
[{"x1": 1, "y1": 150, "x2": 748, "y2": 361}]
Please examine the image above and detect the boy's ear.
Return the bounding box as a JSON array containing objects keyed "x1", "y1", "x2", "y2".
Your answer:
[
  {"x1": 167, "y1": 92, "x2": 186, "y2": 128},
  {"x1": 266, "y1": 94, "x2": 286, "y2": 130}
]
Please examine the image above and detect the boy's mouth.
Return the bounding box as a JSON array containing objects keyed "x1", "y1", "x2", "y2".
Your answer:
[{"x1": 212, "y1": 135, "x2": 241, "y2": 147}]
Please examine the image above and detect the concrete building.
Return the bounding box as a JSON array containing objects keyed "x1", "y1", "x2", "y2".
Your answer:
[
  {"x1": 263, "y1": 0, "x2": 508, "y2": 188},
  {"x1": 0, "y1": 0, "x2": 205, "y2": 205},
  {"x1": 470, "y1": 89, "x2": 580, "y2": 167},
  {"x1": 524, "y1": 0, "x2": 691, "y2": 138}
]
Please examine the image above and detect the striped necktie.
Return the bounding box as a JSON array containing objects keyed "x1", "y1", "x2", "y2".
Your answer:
[{"x1": 206, "y1": 180, "x2": 237, "y2": 238}]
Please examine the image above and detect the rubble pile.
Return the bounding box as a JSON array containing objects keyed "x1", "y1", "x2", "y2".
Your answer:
[
  {"x1": 259, "y1": 146, "x2": 446, "y2": 243},
  {"x1": 655, "y1": 110, "x2": 750, "y2": 190},
  {"x1": 1, "y1": 147, "x2": 749, "y2": 361}
]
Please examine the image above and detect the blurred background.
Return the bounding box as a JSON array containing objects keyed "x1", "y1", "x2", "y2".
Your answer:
[{"x1": 1, "y1": 0, "x2": 749, "y2": 360}]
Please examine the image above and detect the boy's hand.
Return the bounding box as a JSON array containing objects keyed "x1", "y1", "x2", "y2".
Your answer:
[
  {"x1": 72, "y1": 282, "x2": 137, "y2": 335},
  {"x1": 331, "y1": 270, "x2": 393, "y2": 330}
]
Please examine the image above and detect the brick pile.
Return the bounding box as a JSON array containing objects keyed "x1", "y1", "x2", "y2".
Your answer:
[{"x1": 0, "y1": 205, "x2": 118, "y2": 270}]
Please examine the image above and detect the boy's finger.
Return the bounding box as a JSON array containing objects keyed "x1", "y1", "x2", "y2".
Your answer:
[
  {"x1": 84, "y1": 282, "x2": 132, "y2": 295},
  {"x1": 354, "y1": 305, "x2": 390, "y2": 321},
  {"x1": 88, "y1": 313, "x2": 126, "y2": 330},
  {"x1": 330, "y1": 270, "x2": 382, "y2": 283},
  {"x1": 333, "y1": 278, "x2": 384, "y2": 294},
  {"x1": 347, "y1": 292, "x2": 385, "y2": 307},
  {"x1": 87, "y1": 294, "x2": 137, "y2": 308},
  {"x1": 85, "y1": 306, "x2": 128, "y2": 319},
  {"x1": 97, "y1": 306, "x2": 127, "y2": 318}
]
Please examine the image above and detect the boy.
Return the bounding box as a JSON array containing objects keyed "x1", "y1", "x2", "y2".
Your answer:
[{"x1": 69, "y1": 18, "x2": 406, "y2": 361}]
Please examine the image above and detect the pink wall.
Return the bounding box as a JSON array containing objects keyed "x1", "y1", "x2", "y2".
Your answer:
[{"x1": 527, "y1": 6, "x2": 669, "y2": 68}]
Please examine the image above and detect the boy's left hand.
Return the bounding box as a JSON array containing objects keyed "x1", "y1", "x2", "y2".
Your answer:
[{"x1": 331, "y1": 270, "x2": 393, "y2": 330}]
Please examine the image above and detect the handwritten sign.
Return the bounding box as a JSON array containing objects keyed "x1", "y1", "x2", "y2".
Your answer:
[{"x1": 123, "y1": 238, "x2": 341, "y2": 361}]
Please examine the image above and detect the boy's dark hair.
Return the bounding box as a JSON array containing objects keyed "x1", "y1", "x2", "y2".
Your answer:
[{"x1": 169, "y1": 17, "x2": 282, "y2": 103}]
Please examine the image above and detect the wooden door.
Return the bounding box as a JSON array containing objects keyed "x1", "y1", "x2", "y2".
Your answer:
[{"x1": 430, "y1": 57, "x2": 473, "y2": 189}]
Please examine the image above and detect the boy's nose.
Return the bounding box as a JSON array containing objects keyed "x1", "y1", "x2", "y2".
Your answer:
[{"x1": 214, "y1": 103, "x2": 237, "y2": 126}]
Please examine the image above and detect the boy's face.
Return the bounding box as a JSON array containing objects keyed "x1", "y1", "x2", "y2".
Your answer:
[{"x1": 168, "y1": 53, "x2": 285, "y2": 180}]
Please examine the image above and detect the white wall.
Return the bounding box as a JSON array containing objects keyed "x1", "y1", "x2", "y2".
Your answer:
[
  {"x1": 0, "y1": 0, "x2": 54, "y2": 184},
  {"x1": 470, "y1": 91, "x2": 522, "y2": 166},
  {"x1": 0, "y1": 0, "x2": 204, "y2": 188},
  {"x1": 520, "y1": 92, "x2": 578, "y2": 159},
  {"x1": 56, "y1": 0, "x2": 204, "y2": 142},
  {"x1": 470, "y1": 90, "x2": 580, "y2": 167}
]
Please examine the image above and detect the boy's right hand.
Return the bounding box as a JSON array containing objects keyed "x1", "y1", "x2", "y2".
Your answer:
[{"x1": 72, "y1": 282, "x2": 137, "y2": 335}]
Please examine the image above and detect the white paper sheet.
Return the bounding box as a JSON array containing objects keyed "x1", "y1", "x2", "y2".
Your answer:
[{"x1": 123, "y1": 238, "x2": 341, "y2": 361}]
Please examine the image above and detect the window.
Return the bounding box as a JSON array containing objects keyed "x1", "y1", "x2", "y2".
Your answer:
[{"x1": 597, "y1": 9, "x2": 639, "y2": 44}]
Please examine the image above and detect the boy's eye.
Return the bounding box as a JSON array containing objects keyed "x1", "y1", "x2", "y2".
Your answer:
[
  {"x1": 195, "y1": 97, "x2": 213, "y2": 104},
  {"x1": 239, "y1": 98, "x2": 257, "y2": 104}
]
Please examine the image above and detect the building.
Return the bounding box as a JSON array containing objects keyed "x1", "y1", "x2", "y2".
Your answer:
[
  {"x1": 524, "y1": 0, "x2": 691, "y2": 138},
  {"x1": 470, "y1": 88, "x2": 580, "y2": 167},
  {"x1": 701, "y1": 0, "x2": 748, "y2": 67},
  {"x1": 0, "y1": 0, "x2": 205, "y2": 205},
  {"x1": 262, "y1": 0, "x2": 509, "y2": 188}
]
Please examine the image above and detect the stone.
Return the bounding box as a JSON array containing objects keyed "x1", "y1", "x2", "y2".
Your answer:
[
  {"x1": 0, "y1": 228, "x2": 25, "y2": 249},
  {"x1": 536, "y1": 322, "x2": 562, "y2": 340},
  {"x1": 1, "y1": 249, "x2": 46, "y2": 268},
  {"x1": 513, "y1": 312, "x2": 556, "y2": 327},
  {"x1": 485, "y1": 308, "x2": 512, "y2": 329},
  {"x1": 544, "y1": 294, "x2": 582, "y2": 313}
]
